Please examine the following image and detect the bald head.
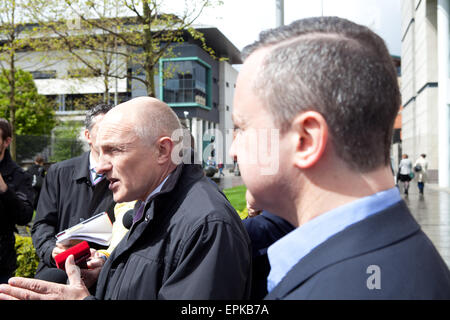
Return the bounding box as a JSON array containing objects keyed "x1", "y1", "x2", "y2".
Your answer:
[
  {"x1": 105, "y1": 96, "x2": 181, "y2": 145},
  {"x1": 95, "y1": 97, "x2": 182, "y2": 202}
]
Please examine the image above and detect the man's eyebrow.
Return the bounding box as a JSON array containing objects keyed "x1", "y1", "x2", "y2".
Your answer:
[{"x1": 99, "y1": 142, "x2": 128, "y2": 150}]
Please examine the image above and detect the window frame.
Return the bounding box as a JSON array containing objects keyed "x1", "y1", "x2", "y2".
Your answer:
[{"x1": 159, "y1": 57, "x2": 212, "y2": 110}]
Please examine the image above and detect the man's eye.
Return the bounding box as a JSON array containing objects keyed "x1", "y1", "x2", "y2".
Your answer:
[
  {"x1": 104, "y1": 147, "x2": 120, "y2": 154},
  {"x1": 112, "y1": 147, "x2": 123, "y2": 153}
]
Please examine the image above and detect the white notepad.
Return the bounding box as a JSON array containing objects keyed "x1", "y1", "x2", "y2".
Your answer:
[{"x1": 56, "y1": 212, "x2": 113, "y2": 246}]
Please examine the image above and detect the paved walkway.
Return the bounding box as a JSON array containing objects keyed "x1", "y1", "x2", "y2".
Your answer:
[
  {"x1": 215, "y1": 171, "x2": 244, "y2": 190},
  {"x1": 402, "y1": 183, "x2": 450, "y2": 268}
]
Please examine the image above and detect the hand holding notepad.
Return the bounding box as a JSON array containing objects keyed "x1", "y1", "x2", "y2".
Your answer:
[{"x1": 55, "y1": 212, "x2": 113, "y2": 246}]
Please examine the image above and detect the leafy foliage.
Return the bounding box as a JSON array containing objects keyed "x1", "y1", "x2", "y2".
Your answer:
[
  {"x1": 0, "y1": 69, "x2": 56, "y2": 136},
  {"x1": 14, "y1": 234, "x2": 39, "y2": 278},
  {"x1": 30, "y1": 0, "x2": 223, "y2": 97},
  {"x1": 50, "y1": 121, "x2": 85, "y2": 162}
]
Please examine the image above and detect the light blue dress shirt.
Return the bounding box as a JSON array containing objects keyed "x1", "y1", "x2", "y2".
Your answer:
[{"x1": 266, "y1": 187, "x2": 402, "y2": 292}]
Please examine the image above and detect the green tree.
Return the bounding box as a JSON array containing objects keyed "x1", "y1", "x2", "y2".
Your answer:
[
  {"x1": 0, "y1": 0, "x2": 26, "y2": 160},
  {"x1": 0, "y1": 0, "x2": 55, "y2": 159},
  {"x1": 30, "y1": 0, "x2": 223, "y2": 98},
  {"x1": 0, "y1": 69, "x2": 56, "y2": 136},
  {"x1": 50, "y1": 121, "x2": 84, "y2": 162}
]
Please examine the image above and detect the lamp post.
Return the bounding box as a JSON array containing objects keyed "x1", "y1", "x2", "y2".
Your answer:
[{"x1": 275, "y1": 0, "x2": 284, "y2": 27}]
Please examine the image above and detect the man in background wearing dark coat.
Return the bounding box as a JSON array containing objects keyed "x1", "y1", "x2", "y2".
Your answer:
[
  {"x1": 0, "y1": 118, "x2": 34, "y2": 284},
  {"x1": 26, "y1": 155, "x2": 46, "y2": 210},
  {"x1": 31, "y1": 104, "x2": 116, "y2": 278}
]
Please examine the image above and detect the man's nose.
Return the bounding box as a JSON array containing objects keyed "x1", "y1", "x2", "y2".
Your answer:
[{"x1": 96, "y1": 156, "x2": 111, "y2": 175}]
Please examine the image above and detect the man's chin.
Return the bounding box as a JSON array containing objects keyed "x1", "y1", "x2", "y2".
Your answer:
[
  {"x1": 112, "y1": 193, "x2": 125, "y2": 203},
  {"x1": 113, "y1": 192, "x2": 133, "y2": 204}
]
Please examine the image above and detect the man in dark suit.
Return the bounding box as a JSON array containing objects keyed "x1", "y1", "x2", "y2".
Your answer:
[
  {"x1": 229, "y1": 16, "x2": 450, "y2": 299},
  {"x1": 31, "y1": 104, "x2": 116, "y2": 278}
]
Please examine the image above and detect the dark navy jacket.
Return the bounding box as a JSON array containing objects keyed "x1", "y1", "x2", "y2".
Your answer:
[
  {"x1": 243, "y1": 211, "x2": 294, "y2": 299},
  {"x1": 265, "y1": 201, "x2": 450, "y2": 299}
]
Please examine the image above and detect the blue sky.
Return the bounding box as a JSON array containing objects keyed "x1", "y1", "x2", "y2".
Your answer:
[{"x1": 196, "y1": 0, "x2": 401, "y2": 58}]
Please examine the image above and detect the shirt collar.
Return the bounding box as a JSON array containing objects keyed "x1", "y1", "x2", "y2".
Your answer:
[
  {"x1": 0, "y1": 149, "x2": 15, "y2": 175},
  {"x1": 89, "y1": 152, "x2": 97, "y2": 171},
  {"x1": 73, "y1": 152, "x2": 91, "y2": 181},
  {"x1": 89, "y1": 152, "x2": 102, "y2": 184},
  {"x1": 266, "y1": 187, "x2": 402, "y2": 292}
]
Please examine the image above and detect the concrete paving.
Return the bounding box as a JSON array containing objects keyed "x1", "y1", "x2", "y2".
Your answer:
[{"x1": 401, "y1": 183, "x2": 450, "y2": 268}]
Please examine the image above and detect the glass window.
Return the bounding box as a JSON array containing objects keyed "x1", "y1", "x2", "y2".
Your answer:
[
  {"x1": 31, "y1": 70, "x2": 57, "y2": 79},
  {"x1": 162, "y1": 60, "x2": 208, "y2": 107}
]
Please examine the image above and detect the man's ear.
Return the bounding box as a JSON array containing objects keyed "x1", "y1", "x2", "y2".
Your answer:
[
  {"x1": 4, "y1": 137, "x2": 12, "y2": 148},
  {"x1": 84, "y1": 129, "x2": 91, "y2": 145},
  {"x1": 156, "y1": 137, "x2": 174, "y2": 163},
  {"x1": 291, "y1": 111, "x2": 328, "y2": 169}
]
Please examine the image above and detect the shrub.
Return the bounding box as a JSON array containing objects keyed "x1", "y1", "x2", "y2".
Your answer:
[{"x1": 14, "y1": 234, "x2": 39, "y2": 278}]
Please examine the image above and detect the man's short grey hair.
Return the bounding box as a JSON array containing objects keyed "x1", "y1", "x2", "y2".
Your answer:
[
  {"x1": 85, "y1": 104, "x2": 115, "y2": 131},
  {"x1": 242, "y1": 16, "x2": 400, "y2": 172}
]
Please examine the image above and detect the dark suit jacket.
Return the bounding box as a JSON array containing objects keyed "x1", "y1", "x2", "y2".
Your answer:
[
  {"x1": 31, "y1": 151, "x2": 115, "y2": 276},
  {"x1": 265, "y1": 201, "x2": 450, "y2": 299}
]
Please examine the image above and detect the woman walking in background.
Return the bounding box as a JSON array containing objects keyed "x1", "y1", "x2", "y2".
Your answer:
[{"x1": 414, "y1": 154, "x2": 428, "y2": 196}]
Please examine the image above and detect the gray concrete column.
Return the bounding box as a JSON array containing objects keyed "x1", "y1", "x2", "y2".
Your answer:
[{"x1": 438, "y1": 0, "x2": 450, "y2": 187}]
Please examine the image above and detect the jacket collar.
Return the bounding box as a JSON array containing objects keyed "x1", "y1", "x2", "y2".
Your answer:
[
  {"x1": 130, "y1": 164, "x2": 204, "y2": 225},
  {"x1": 96, "y1": 163, "x2": 205, "y2": 297},
  {"x1": 265, "y1": 201, "x2": 420, "y2": 299},
  {"x1": 72, "y1": 151, "x2": 91, "y2": 182},
  {"x1": 159, "y1": 163, "x2": 204, "y2": 196},
  {"x1": 0, "y1": 149, "x2": 18, "y2": 176},
  {"x1": 110, "y1": 164, "x2": 204, "y2": 254}
]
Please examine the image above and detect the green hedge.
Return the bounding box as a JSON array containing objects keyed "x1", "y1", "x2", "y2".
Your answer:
[{"x1": 15, "y1": 234, "x2": 39, "y2": 278}]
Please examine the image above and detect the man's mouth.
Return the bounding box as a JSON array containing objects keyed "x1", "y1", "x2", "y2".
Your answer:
[{"x1": 108, "y1": 178, "x2": 119, "y2": 190}]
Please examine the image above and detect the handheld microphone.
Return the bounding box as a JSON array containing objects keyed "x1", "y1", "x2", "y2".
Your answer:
[
  {"x1": 54, "y1": 241, "x2": 90, "y2": 271},
  {"x1": 122, "y1": 209, "x2": 134, "y2": 229},
  {"x1": 35, "y1": 268, "x2": 68, "y2": 284}
]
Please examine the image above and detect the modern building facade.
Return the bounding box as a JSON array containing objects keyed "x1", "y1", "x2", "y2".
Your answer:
[
  {"x1": 401, "y1": 0, "x2": 450, "y2": 187},
  {"x1": 14, "y1": 25, "x2": 241, "y2": 167}
]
